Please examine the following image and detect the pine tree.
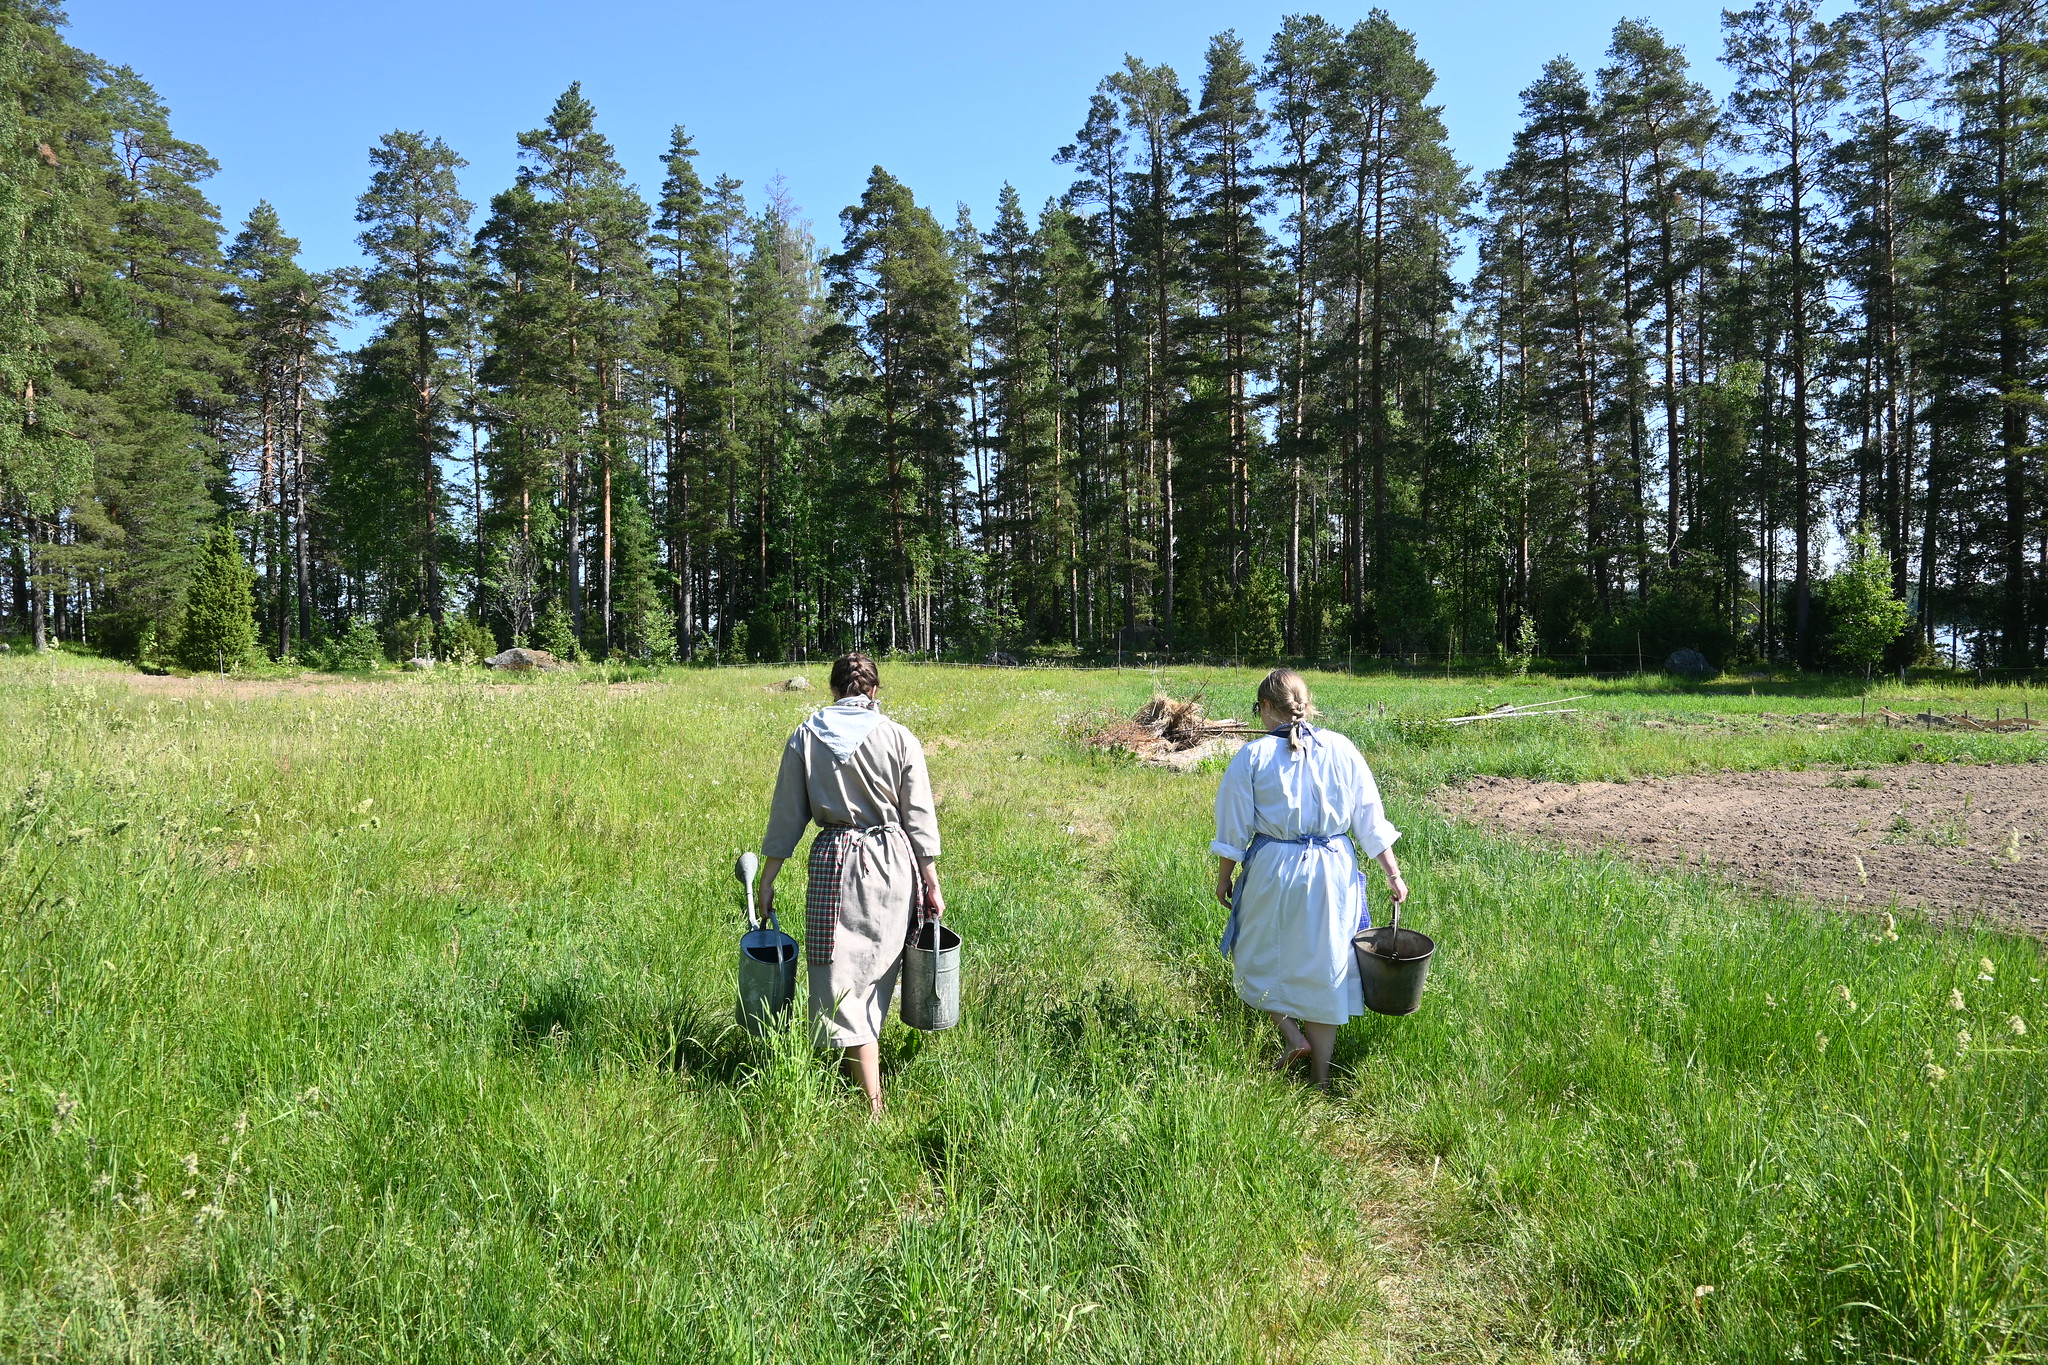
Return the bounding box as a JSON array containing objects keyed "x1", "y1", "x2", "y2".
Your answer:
[
  {"x1": 1261, "y1": 14, "x2": 1339, "y2": 651},
  {"x1": 1830, "y1": 0, "x2": 1939, "y2": 611},
  {"x1": 0, "y1": 4, "x2": 89, "y2": 650},
  {"x1": 1725, "y1": 0, "x2": 1849, "y2": 664},
  {"x1": 175, "y1": 521, "x2": 254, "y2": 670},
  {"x1": 1105, "y1": 58, "x2": 1189, "y2": 642},
  {"x1": 227, "y1": 202, "x2": 337, "y2": 657},
  {"x1": 504, "y1": 85, "x2": 650, "y2": 655},
  {"x1": 1322, "y1": 14, "x2": 1465, "y2": 647},
  {"x1": 650, "y1": 124, "x2": 738, "y2": 659},
  {"x1": 1597, "y1": 20, "x2": 1719, "y2": 570},
  {"x1": 1934, "y1": 0, "x2": 2048, "y2": 663},
  {"x1": 354, "y1": 129, "x2": 471, "y2": 629},
  {"x1": 1181, "y1": 31, "x2": 1275, "y2": 617}
]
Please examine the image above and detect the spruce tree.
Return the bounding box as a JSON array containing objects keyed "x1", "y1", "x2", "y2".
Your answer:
[
  {"x1": 176, "y1": 521, "x2": 255, "y2": 670},
  {"x1": 823, "y1": 167, "x2": 969, "y2": 654}
]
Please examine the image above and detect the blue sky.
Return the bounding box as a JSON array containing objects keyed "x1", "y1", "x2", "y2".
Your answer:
[{"x1": 70, "y1": 0, "x2": 1734, "y2": 296}]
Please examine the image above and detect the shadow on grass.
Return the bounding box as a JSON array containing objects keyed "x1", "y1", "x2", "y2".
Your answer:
[{"x1": 508, "y1": 976, "x2": 587, "y2": 1047}]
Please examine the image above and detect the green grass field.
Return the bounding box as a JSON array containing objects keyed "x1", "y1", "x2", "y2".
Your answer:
[{"x1": 1, "y1": 656, "x2": 2043, "y2": 1362}]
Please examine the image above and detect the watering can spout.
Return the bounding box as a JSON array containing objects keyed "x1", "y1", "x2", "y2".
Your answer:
[{"x1": 736, "y1": 852, "x2": 760, "y2": 929}]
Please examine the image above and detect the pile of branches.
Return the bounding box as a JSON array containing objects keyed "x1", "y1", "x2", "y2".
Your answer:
[{"x1": 1090, "y1": 692, "x2": 1253, "y2": 764}]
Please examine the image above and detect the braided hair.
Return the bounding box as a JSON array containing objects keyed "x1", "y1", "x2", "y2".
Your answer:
[{"x1": 1257, "y1": 668, "x2": 1317, "y2": 754}]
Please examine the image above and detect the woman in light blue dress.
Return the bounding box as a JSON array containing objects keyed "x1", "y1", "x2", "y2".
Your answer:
[{"x1": 1212, "y1": 669, "x2": 1408, "y2": 1087}]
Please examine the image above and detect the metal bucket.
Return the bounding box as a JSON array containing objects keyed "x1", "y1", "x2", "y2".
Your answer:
[
  {"x1": 737, "y1": 920, "x2": 799, "y2": 1035},
  {"x1": 1352, "y1": 916, "x2": 1435, "y2": 1017},
  {"x1": 900, "y1": 918, "x2": 960, "y2": 1032}
]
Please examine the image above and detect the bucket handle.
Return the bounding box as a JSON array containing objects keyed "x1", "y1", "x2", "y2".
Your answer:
[{"x1": 1378, "y1": 890, "x2": 1403, "y2": 959}]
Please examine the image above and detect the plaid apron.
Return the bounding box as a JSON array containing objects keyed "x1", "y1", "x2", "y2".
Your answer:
[{"x1": 806, "y1": 822, "x2": 921, "y2": 961}]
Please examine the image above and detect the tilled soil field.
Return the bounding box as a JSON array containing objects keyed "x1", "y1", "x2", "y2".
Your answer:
[{"x1": 1445, "y1": 763, "x2": 2048, "y2": 932}]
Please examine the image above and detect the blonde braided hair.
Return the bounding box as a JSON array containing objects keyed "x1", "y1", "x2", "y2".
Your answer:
[{"x1": 1257, "y1": 668, "x2": 1318, "y2": 754}]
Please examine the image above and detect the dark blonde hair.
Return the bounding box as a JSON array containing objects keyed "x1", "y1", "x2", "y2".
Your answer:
[
  {"x1": 830, "y1": 652, "x2": 879, "y2": 698},
  {"x1": 1257, "y1": 668, "x2": 1317, "y2": 752}
]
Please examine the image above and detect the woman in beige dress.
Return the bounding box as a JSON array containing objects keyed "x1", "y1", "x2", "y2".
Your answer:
[{"x1": 758, "y1": 652, "x2": 943, "y2": 1114}]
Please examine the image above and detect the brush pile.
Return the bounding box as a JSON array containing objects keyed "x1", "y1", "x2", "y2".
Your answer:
[{"x1": 1090, "y1": 692, "x2": 1253, "y2": 770}]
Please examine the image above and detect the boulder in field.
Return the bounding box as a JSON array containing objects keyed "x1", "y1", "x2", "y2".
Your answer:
[
  {"x1": 485, "y1": 647, "x2": 570, "y2": 673},
  {"x1": 1664, "y1": 648, "x2": 1713, "y2": 678}
]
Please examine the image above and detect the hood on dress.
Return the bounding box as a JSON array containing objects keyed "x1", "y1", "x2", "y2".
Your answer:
[{"x1": 807, "y1": 696, "x2": 884, "y2": 762}]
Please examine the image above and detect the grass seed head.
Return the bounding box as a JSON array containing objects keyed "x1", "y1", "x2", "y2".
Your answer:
[
  {"x1": 1925, "y1": 1062, "x2": 1949, "y2": 1083},
  {"x1": 2010, "y1": 1015, "x2": 2028, "y2": 1036},
  {"x1": 1815, "y1": 1032, "x2": 1830, "y2": 1053},
  {"x1": 1949, "y1": 987, "x2": 1967, "y2": 1011},
  {"x1": 1978, "y1": 957, "x2": 1996, "y2": 981}
]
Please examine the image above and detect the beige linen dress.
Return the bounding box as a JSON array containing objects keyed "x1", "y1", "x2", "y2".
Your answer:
[{"x1": 762, "y1": 704, "x2": 940, "y2": 1046}]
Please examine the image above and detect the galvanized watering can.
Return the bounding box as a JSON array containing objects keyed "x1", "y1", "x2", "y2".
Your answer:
[
  {"x1": 734, "y1": 851, "x2": 798, "y2": 1036},
  {"x1": 1351, "y1": 896, "x2": 1435, "y2": 1017},
  {"x1": 900, "y1": 910, "x2": 960, "y2": 1032}
]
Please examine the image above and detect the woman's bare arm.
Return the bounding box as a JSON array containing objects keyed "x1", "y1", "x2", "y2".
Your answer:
[{"x1": 1214, "y1": 856, "x2": 1237, "y2": 909}]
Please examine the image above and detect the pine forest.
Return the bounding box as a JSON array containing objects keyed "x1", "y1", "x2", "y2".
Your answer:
[{"x1": 3, "y1": 0, "x2": 2047, "y2": 673}]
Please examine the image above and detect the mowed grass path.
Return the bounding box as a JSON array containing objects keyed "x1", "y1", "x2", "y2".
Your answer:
[{"x1": 0, "y1": 658, "x2": 2042, "y2": 1362}]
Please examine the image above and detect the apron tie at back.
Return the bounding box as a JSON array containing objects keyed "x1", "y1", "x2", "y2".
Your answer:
[{"x1": 1218, "y1": 830, "x2": 1371, "y2": 958}]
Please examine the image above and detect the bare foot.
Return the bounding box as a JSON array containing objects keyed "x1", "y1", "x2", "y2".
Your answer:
[{"x1": 1279, "y1": 1042, "x2": 1311, "y2": 1071}]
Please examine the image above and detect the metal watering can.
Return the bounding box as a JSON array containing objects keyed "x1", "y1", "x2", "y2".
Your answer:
[
  {"x1": 734, "y1": 851, "x2": 798, "y2": 1036},
  {"x1": 900, "y1": 907, "x2": 960, "y2": 1032},
  {"x1": 1351, "y1": 895, "x2": 1435, "y2": 1016}
]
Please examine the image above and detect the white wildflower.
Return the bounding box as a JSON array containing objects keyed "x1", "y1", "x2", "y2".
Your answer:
[
  {"x1": 1815, "y1": 1032, "x2": 1830, "y2": 1054},
  {"x1": 1956, "y1": 1029, "x2": 1972, "y2": 1057},
  {"x1": 1925, "y1": 1062, "x2": 1948, "y2": 1083},
  {"x1": 1880, "y1": 913, "x2": 1899, "y2": 942},
  {"x1": 50, "y1": 1091, "x2": 77, "y2": 1136},
  {"x1": 181, "y1": 1152, "x2": 199, "y2": 1177},
  {"x1": 2010, "y1": 1015, "x2": 2027, "y2": 1036},
  {"x1": 1949, "y1": 988, "x2": 1967, "y2": 1011},
  {"x1": 1694, "y1": 1285, "x2": 1715, "y2": 1301},
  {"x1": 1978, "y1": 957, "x2": 1996, "y2": 982}
]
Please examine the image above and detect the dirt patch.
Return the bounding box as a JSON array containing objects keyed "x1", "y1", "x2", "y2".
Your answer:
[{"x1": 1445, "y1": 763, "x2": 2048, "y2": 932}]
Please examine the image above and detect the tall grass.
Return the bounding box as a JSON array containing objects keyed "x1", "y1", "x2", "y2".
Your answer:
[
  {"x1": 0, "y1": 661, "x2": 1380, "y2": 1363},
  {"x1": 2, "y1": 656, "x2": 2042, "y2": 1361},
  {"x1": 1116, "y1": 669, "x2": 2048, "y2": 1363}
]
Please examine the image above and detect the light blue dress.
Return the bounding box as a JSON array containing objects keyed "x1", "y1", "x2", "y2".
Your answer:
[{"x1": 1210, "y1": 727, "x2": 1400, "y2": 1025}]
